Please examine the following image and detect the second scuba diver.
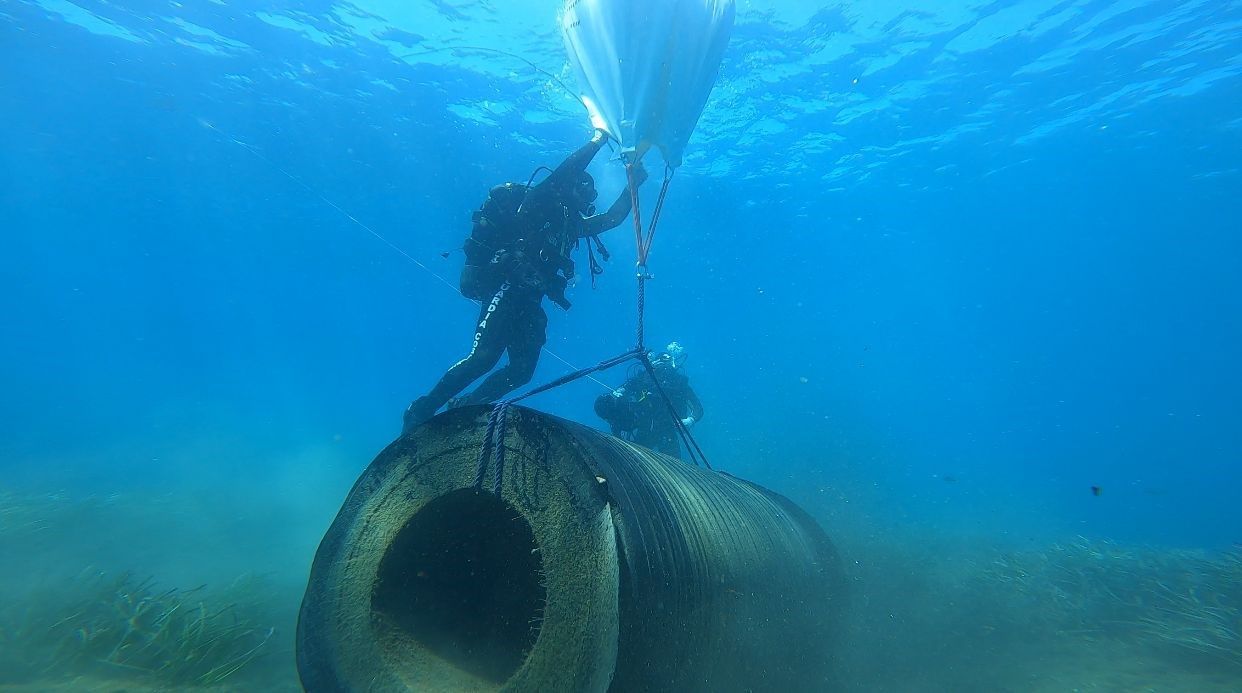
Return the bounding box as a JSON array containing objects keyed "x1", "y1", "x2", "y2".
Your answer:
[{"x1": 594, "y1": 342, "x2": 704, "y2": 459}]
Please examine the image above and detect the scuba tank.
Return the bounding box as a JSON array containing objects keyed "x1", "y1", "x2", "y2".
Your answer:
[
  {"x1": 460, "y1": 182, "x2": 528, "y2": 301},
  {"x1": 458, "y1": 173, "x2": 597, "y2": 309}
]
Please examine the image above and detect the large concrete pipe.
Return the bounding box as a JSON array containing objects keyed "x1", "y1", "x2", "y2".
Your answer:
[{"x1": 297, "y1": 405, "x2": 843, "y2": 692}]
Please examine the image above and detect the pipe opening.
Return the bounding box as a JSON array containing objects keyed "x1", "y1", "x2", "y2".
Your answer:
[{"x1": 372, "y1": 489, "x2": 545, "y2": 685}]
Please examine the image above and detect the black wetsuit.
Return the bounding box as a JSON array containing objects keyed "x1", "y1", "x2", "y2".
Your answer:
[
  {"x1": 595, "y1": 362, "x2": 705, "y2": 458},
  {"x1": 404, "y1": 131, "x2": 639, "y2": 431},
  {"x1": 415, "y1": 279, "x2": 548, "y2": 414}
]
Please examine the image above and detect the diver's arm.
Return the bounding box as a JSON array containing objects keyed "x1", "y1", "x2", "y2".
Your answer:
[
  {"x1": 545, "y1": 129, "x2": 609, "y2": 189},
  {"x1": 581, "y1": 164, "x2": 649, "y2": 237},
  {"x1": 581, "y1": 189, "x2": 633, "y2": 237}
]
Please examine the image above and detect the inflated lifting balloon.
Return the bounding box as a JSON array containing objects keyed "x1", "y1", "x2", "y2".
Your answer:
[{"x1": 561, "y1": 0, "x2": 736, "y2": 167}]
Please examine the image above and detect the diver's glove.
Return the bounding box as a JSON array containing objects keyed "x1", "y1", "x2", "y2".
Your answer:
[{"x1": 681, "y1": 416, "x2": 696, "y2": 428}]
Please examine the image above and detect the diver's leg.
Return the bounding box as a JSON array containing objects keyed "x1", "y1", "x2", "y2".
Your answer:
[
  {"x1": 457, "y1": 300, "x2": 547, "y2": 405},
  {"x1": 403, "y1": 286, "x2": 512, "y2": 432}
]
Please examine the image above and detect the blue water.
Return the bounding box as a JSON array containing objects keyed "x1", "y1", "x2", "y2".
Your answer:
[{"x1": 2, "y1": 0, "x2": 1241, "y2": 686}]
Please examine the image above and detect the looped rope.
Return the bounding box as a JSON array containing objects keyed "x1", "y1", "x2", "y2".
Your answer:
[
  {"x1": 626, "y1": 163, "x2": 646, "y2": 267},
  {"x1": 474, "y1": 402, "x2": 510, "y2": 493},
  {"x1": 473, "y1": 348, "x2": 644, "y2": 495},
  {"x1": 489, "y1": 403, "x2": 510, "y2": 494},
  {"x1": 644, "y1": 165, "x2": 674, "y2": 258},
  {"x1": 626, "y1": 163, "x2": 675, "y2": 270}
]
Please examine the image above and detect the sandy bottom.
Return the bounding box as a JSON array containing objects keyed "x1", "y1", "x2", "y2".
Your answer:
[
  {"x1": 864, "y1": 639, "x2": 1242, "y2": 693},
  {"x1": 2, "y1": 477, "x2": 1238, "y2": 692},
  {"x1": 4, "y1": 640, "x2": 1237, "y2": 693}
]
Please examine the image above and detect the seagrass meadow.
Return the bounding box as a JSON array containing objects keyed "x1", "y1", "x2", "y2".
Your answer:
[{"x1": 2, "y1": 456, "x2": 1240, "y2": 691}]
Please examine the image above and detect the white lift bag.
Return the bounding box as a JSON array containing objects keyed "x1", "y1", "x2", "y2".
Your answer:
[{"x1": 561, "y1": 0, "x2": 735, "y2": 168}]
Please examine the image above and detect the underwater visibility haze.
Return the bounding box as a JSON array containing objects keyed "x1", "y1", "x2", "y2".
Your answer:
[{"x1": 2, "y1": 0, "x2": 1241, "y2": 690}]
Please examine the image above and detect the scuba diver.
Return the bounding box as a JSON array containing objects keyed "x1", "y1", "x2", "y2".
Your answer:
[
  {"x1": 594, "y1": 342, "x2": 704, "y2": 459},
  {"x1": 403, "y1": 129, "x2": 647, "y2": 433}
]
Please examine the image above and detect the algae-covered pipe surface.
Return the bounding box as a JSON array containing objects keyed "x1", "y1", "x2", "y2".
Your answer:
[{"x1": 297, "y1": 406, "x2": 843, "y2": 692}]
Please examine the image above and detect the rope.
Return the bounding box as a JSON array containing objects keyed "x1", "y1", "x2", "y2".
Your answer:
[
  {"x1": 489, "y1": 404, "x2": 510, "y2": 494},
  {"x1": 644, "y1": 166, "x2": 675, "y2": 258},
  {"x1": 626, "y1": 163, "x2": 647, "y2": 267},
  {"x1": 473, "y1": 400, "x2": 515, "y2": 496},
  {"x1": 638, "y1": 354, "x2": 713, "y2": 470},
  {"x1": 509, "y1": 348, "x2": 644, "y2": 405},
  {"x1": 474, "y1": 348, "x2": 639, "y2": 496},
  {"x1": 636, "y1": 275, "x2": 647, "y2": 351},
  {"x1": 471, "y1": 160, "x2": 709, "y2": 477},
  {"x1": 625, "y1": 163, "x2": 675, "y2": 270},
  {"x1": 625, "y1": 162, "x2": 710, "y2": 467},
  {"x1": 473, "y1": 403, "x2": 507, "y2": 491}
]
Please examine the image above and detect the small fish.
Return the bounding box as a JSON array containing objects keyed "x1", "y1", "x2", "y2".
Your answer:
[
  {"x1": 440, "y1": 251, "x2": 451, "y2": 259},
  {"x1": 1090, "y1": 485, "x2": 1101, "y2": 497}
]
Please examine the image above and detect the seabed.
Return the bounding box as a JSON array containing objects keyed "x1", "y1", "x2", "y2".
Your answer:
[{"x1": 1, "y1": 488, "x2": 1238, "y2": 692}]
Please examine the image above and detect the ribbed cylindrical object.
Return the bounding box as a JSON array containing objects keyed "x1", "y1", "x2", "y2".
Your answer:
[{"x1": 297, "y1": 405, "x2": 843, "y2": 692}]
